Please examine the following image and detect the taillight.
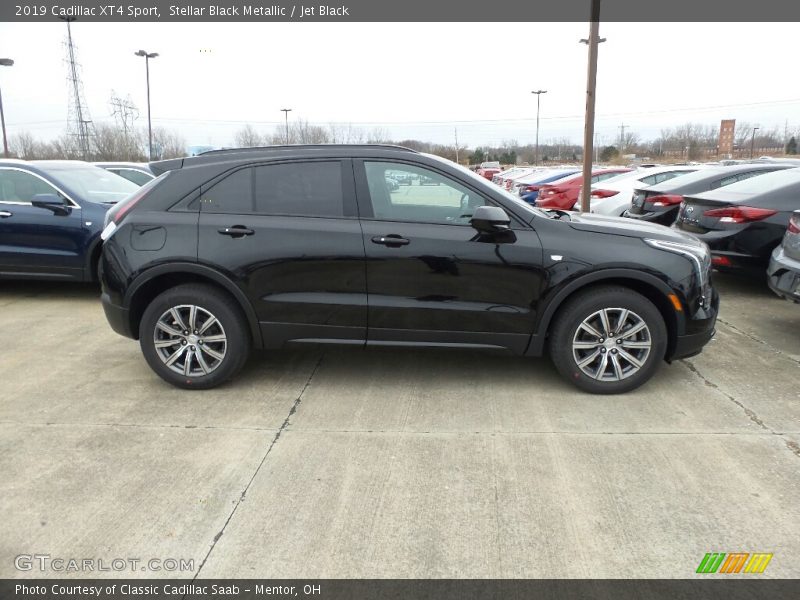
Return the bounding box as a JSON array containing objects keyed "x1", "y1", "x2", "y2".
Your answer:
[
  {"x1": 712, "y1": 256, "x2": 732, "y2": 267},
  {"x1": 787, "y1": 213, "x2": 800, "y2": 234},
  {"x1": 703, "y1": 206, "x2": 777, "y2": 224},
  {"x1": 524, "y1": 184, "x2": 541, "y2": 193},
  {"x1": 649, "y1": 194, "x2": 683, "y2": 207},
  {"x1": 591, "y1": 189, "x2": 618, "y2": 199}
]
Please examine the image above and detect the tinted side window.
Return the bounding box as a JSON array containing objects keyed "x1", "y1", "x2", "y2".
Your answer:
[
  {"x1": 115, "y1": 169, "x2": 154, "y2": 187},
  {"x1": 0, "y1": 169, "x2": 59, "y2": 203},
  {"x1": 200, "y1": 168, "x2": 254, "y2": 214},
  {"x1": 363, "y1": 161, "x2": 488, "y2": 225},
  {"x1": 639, "y1": 175, "x2": 658, "y2": 186},
  {"x1": 254, "y1": 162, "x2": 343, "y2": 217}
]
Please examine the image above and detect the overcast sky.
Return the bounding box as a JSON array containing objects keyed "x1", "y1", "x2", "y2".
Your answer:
[{"x1": 0, "y1": 21, "x2": 798, "y2": 149}]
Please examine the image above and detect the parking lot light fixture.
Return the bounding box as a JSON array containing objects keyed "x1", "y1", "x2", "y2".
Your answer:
[
  {"x1": 281, "y1": 108, "x2": 292, "y2": 144},
  {"x1": 135, "y1": 50, "x2": 158, "y2": 160},
  {"x1": 531, "y1": 90, "x2": 547, "y2": 165},
  {"x1": 0, "y1": 58, "x2": 14, "y2": 158}
]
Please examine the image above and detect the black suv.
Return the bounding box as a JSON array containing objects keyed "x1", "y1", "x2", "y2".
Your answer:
[{"x1": 100, "y1": 145, "x2": 718, "y2": 394}]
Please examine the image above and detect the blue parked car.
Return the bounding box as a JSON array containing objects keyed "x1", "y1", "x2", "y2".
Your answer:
[{"x1": 0, "y1": 160, "x2": 140, "y2": 281}]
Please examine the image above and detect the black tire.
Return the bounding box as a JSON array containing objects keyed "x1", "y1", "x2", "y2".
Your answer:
[
  {"x1": 139, "y1": 284, "x2": 251, "y2": 389},
  {"x1": 548, "y1": 286, "x2": 667, "y2": 394}
]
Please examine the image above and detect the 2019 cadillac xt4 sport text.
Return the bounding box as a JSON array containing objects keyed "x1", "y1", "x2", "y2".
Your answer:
[{"x1": 99, "y1": 145, "x2": 719, "y2": 394}]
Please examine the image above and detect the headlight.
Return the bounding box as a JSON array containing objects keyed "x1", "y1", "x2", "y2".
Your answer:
[{"x1": 643, "y1": 238, "x2": 712, "y2": 309}]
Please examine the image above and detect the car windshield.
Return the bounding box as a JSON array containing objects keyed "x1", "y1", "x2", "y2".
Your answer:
[
  {"x1": 38, "y1": 164, "x2": 139, "y2": 204},
  {"x1": 423, "y1": 154, "x2": 550, "y2": 219}
]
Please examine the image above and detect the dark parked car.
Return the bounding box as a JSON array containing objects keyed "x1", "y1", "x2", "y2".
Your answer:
[
  {"x1": 674, "y1": 168, "x2": 800, "y2": 273},
  {"x1": 767, "y1": 210, "x2": 800, "y2": 302},
  {"x1": 626, "y1": 164, "x2": 794, "y2": 226},
  {"x1": 99, "y1": 145, "x2": 718, "y2": 394},
  {"x1": 0, "y1": 160, "x2": 139, "y2": 281},
  {"x1": 94, "y1": 162, "x2": 156, "y2": 187}
]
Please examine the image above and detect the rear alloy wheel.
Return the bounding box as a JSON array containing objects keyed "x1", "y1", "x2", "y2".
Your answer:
[
  {"x1": 549, "y1": 286, "x2": 667, "y2": 394},
  {"x1": 140, "y1": 284, "x2": 250, "y2": 389}
]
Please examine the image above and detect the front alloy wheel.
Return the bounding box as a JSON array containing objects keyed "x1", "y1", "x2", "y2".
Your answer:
[
  {"x1": 549, "y1": 286, "x2": 667, "y2": 394},
  {"x1": 571, "y1": 308, "x2": 652, "y2": 381}
]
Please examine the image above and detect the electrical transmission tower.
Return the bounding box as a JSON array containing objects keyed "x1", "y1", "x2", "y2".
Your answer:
[
  {"x1": 109, "y1": 92, "x2": 139, "y2": 136},
  {"x1": 61, "y1": 17, "x2": 95, "y2": 160}
]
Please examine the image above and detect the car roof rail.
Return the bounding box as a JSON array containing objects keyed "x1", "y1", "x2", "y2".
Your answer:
[{"x1": 197, "y1": 143, "x2": 418, "y2": 157}]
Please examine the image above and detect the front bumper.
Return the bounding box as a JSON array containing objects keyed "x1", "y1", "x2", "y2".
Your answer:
[
  {"x1": 670, "y1": 288, "x2": 719, "y2": 360},
  {"x1": 767, "y1": 246, "x2": 800, "y2": 302}
]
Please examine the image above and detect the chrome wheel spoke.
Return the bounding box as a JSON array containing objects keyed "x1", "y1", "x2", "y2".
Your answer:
[
  {"x1": 579, "y1": 321, "x2": 603, "y2": 339},
  {"x1": 156, "y1": 321, "x2": 182, "y2": 337},
  {"x1": 621, "y1": 340, "x2": 651, "y2": 349},
  {"x1": 200, "y1": 334, "x2": 226, "y2": 343},
  {"x1": 195, "y1": 349, "x2": 211, "y2": 374},
  {"x1": 155, "y1": 338, "x2": 181, "y2": 349},
  {"x1": 198, "y1": 316, "x2": 218, "y2": 335},
  {"x1": 610, "y1": 354, "x2": 624, "y2": 379},
  {"x1": 594, "y1": 352, "x2": 609, "y2": 379},
  {"x1": 577, "y1": 348, "x2": 601, "y2": 368},
  {"x1": 614, "y1": 309, "x2": 630, "y2": 334},
  {"x1": 183, "y1": 349, "x2": 194, "y2": 376},
  {"x1": 169, "y1": 308, "x2": 188, "y2": 332},
  {"x1": 618, "y1": 348, "x2": 644, "y2": 368},
  {"x1": 620, "y1": 321, "x2": 647, "y2": 339},
  {"x1": 165, "y1": 345, "x2": 187, "y2": 367},
  {"x1": 188, "y1": 305, "x2": 198, "y2": 331},
  {"x1": 199, "y1": 344, "x2": 224, "y2": 362},
  {"x1": 573, "y1": 341, "x2": 599, "y2": 350},
  {"x1": 598, "y1": 309, "x2": 612, "y2": 337}
]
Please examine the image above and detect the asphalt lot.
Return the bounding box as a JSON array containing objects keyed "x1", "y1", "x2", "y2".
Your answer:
[{"x1": 1, "y1": 273, "x2": 799, "y2": 579}]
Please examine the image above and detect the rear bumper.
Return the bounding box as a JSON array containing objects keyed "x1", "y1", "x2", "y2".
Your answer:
[
  {"x1": 767, "y1": 246, "x2": 800, "y2": 302},
  {"x1": 624, "y1": 207, "x2": 678, "y2": 226},
  {"x1": 101, "y1": 291, "x2": 134, "y2": 339}
]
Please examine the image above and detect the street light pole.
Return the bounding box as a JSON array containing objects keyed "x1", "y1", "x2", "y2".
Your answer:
[
  {"x1": 281, "y1": 108, "x2": 292, "y2": 144},
  {"x1": 750, "y1": 127, "x2": 760, "y2": 159},
  {"x1": 0, "y1": 58, "x2": 13, "y2": 158},
  {"x1": 531, "y1": 90, "x2": 547, "y2": 165},
  {"x1": 579, "y1": 0, "x2": 605, "y2": 213},
  {"x1": 135, "y1": 50, "x2": 158, "y2": 160}
]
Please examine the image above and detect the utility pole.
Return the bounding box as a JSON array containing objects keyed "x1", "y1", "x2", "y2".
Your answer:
[
  {"x1": 0, "y1": 58, "x2": 13, "y2": 158},
  {"x1": 531, "y1": 89, "x2": 547, "y2": 165},
  {"x1": 579, "y1": 0, "x2": 605, "y2": 213},
  {"x1": 750, "y1": 127, "x2": 760, "y2": 159},
  {"x1": 454, "y1": 127, "x2": 459, "y2": 163},
  {"x1": 281, "y1": 108, "x2": 292, "y2": 144},
  {"x1": 619, "y1": 123, "x2": 626, "y2": 151}
]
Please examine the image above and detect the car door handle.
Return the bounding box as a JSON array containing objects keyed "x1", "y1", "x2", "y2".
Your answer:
[
  {"x1": 0, "y1": 211, "x2": 12, "y2": 218},
  {"x1": 371, "y1": 235, "x2": 410, "y2": 247},
  {"x1": 218, "y1": 226, "x2": 254, "y2": 238}
]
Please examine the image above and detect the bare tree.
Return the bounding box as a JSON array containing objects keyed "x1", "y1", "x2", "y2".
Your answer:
[
  {"x1": 234, "y1": 124, "x2": 263, "y2": 147},
  {"x1": 151, "y1": 127, "x2": 186, "y2": 159}
]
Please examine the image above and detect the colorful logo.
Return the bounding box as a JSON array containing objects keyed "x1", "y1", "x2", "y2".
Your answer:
[{"x1": 696, "y1": 552, "x2": 773, "y2": 574}]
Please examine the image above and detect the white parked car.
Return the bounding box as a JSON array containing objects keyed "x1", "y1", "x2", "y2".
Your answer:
[
  {"x1": 497, "y1": 166, "x2": 543, "y2": 191},
  {"x1": 587, "y1": 165, "x2": 708, "y2": 216}
]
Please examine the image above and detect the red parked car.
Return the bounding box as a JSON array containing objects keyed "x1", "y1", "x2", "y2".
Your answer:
[
  {"x1": 535, "y1": 168, "x2": 632, "y2": 210},
  {"x1": 477, "y1": 161, "x2": 502, "y2": 180}
]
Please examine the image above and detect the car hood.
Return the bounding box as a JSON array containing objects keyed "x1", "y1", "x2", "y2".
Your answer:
[{"x1": 566, "y1": 211, "x2": 700, "y2": 243}]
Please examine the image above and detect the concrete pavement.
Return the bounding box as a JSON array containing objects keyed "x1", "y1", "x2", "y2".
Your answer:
[{"x1": 0, "y1": 274, "x2": 798, "y2": 578}]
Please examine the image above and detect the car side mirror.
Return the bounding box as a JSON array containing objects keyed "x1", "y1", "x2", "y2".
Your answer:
[
  {"x1": 470, "y1": 205, "x2": 511, "y2": 234},
  {"x1": 31, "y1": 193, "x2": 70, "y2": 216}
]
